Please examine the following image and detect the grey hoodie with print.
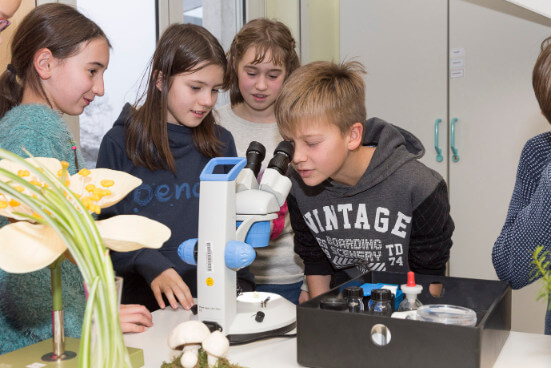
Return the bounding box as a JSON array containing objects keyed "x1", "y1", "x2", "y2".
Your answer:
[{"x1": 288, "y1": 117, "x2": 454, "y2": 280}]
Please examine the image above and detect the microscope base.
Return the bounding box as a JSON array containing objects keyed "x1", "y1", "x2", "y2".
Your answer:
[{"x1": 226, "y1": 291, "x2": 296, "y2": 345}]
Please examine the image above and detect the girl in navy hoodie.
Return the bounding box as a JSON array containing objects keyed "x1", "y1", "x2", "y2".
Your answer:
[{"x1": 97, "y1": 24, "x2": 254, "y2": 312}]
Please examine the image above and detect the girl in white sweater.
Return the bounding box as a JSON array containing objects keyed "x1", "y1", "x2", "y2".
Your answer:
[{"x1": 215, "y1": 18, "x2": 305, "y2": 303}]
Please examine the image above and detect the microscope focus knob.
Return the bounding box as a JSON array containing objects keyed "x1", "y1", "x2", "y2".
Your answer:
[
  {"x1": 178, "y1": 238, "x2": 198, "y2": 265},
  {"x1": 225, "y1": 240, "x2": 256, "y2": 270}
]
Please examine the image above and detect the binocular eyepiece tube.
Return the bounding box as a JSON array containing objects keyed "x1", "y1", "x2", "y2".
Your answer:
[
  {"x1": 267, "y1": 141, "x2": 294, "y2": 176},
  {"x1": 245, "y1": 140, "x2": 294, "y2": 177},
  {"x1": 245, "y1": 141, "x2": 266, "y2": 177}
]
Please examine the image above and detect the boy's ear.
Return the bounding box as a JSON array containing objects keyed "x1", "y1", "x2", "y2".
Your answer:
[
  {"x1": 347, "y1": 122, "x2": 364, "y2": 150},
  {"x1": 155, "y1": 71, "x2": 164, "y2": 92},
  {"x1": 33, "y1": 48, "x2": 55, "y2": 80}
]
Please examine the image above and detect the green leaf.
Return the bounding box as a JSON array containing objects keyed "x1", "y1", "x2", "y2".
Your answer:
[{"x1": 530, "y1": 245, "x2": 551, "y2": 311}]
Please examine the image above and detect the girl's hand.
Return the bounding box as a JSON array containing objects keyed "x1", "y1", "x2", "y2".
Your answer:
[
  {"x1": 150, "y1": 268, "x2": 194, "y2": 310},
  {"x1": 298, "y1": 290, "x2": 310, "y2": 304},
  {"x1": 119, "y1": 304, "x2": 153, "y2": 333}
]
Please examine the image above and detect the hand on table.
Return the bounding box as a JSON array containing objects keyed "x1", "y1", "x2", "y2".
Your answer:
[
  {"x1": 120, "y1": 304, "x2": 153, "y2": 333},
  {"x1": 298, "y1": 290, "x2": 310, "y2": 304},
  {"x1": 151, "y1": 268, "x2": 194, "y2": 310}
]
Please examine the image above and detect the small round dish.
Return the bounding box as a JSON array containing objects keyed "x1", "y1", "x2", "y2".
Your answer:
[{"x1": 417, "y1": 304, "x2": 477, "y2": 327}]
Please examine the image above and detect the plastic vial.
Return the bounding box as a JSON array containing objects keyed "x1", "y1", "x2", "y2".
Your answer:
[
  {"x1": 368, "y1": 289, "x2": 393, "y2": 316},
  {"x1": 398, "y1": 271, "x2": 423, "y2": 312},
  {"x1": 343, "y1": 286, "x2": 364, "y2": 312}
]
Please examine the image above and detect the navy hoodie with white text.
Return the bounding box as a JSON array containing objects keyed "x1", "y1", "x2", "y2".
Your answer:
[{"x1": 97, "y1": 104, "x2": 255, "y2": 310}]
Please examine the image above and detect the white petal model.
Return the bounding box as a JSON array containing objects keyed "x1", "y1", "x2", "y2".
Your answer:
[
  {"x1": 0, "y1": 215, "x2": 170, "y2": 273},
  {"x1": 0, "y1": 156, "x2": 169, "y2": 274},
  {"x1": 96, "y1": 215, "x2": 171, "y2": 251},
  {"x1": 0, "y1": 156, "x2": 61, "y2": 178},
  {"x1": 0, "y1": 222, "x2": 66, "y2": 273},
  {"x1": 0, "y1": 157, "x2": 63, "y2": 220},
  {"x1": 68, "y1": 168, "x2": 142, "y2": 208},
  {"x1": 0, "y1": 157, "x2": 143, "y2": 220}
]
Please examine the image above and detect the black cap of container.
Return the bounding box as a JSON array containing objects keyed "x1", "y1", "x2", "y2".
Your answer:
[
  {"x1": 371, "y1": 288, "x2": 392, "y2": 301},
  {"x1": 343, "y1": 286, "x2": 364, "y2": 299}
]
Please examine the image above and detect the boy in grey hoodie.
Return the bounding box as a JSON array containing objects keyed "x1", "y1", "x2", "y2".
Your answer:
[{"x1": 275, "y1": 61, "x2": 454, "y2": 300}]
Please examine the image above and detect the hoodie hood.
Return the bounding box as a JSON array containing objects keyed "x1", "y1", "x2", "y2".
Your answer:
[
  {"x1": 364, "y1": 117, "x2": 425, "y2": 159},
  {"x1": 114, "y1": 103, "x2": 133, "y2": 128},
  {"x1": 322, "y1": 117, "x2": 425, "y2": 196}
]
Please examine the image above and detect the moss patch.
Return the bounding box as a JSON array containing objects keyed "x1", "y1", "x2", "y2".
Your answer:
[{"x1": 161, "y1": 348, "x2": 246, "y2": 368}]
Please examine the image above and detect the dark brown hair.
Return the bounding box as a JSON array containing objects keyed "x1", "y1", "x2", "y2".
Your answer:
[
  {"x1": 226, "y1": 18, "x2": 300, "y2": 106},
  {"x1": 0, "y1": 3, "x2": 109, "y2": 118},
  {"x1": 533, "y1": 36, "x2": 551, "y2": 124},
  {"x1": 275, "y1": 61, "x2": 367, "y2": 139},
  {"x1": 125, "y1": 23, "x2": 227, "y2": 173}
]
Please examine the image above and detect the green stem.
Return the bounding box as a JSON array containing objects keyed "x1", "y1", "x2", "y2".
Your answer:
[
  {"x1": 49, "y1": 257, "x2": 64, "y2": 311},
  {"x1": 79, "y1": 276, "x2": 99, "y2": 368}
]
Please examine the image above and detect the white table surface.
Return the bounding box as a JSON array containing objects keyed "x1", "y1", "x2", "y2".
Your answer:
[{"x1": 124, "y1": 308, "x2": 551, "y2": 368}]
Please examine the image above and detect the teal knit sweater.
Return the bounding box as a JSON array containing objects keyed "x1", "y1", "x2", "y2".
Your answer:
[{"x1": 0, "y1": 104, "x2": 86, "y2": 355}]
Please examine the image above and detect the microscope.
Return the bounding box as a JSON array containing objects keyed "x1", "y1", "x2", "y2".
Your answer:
[{"x1": 178, "y1": 141, "x2": 297, "y2": 344}]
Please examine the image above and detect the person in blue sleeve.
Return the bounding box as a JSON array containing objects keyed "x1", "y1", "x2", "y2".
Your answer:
[{"x1": 493, "y1": 35, "x2": 551, "y2": 335}]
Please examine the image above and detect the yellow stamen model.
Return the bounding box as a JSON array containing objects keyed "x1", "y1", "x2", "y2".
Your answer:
[{"x1": 78, "y1": 168, "x2": 91, "y2": 177}]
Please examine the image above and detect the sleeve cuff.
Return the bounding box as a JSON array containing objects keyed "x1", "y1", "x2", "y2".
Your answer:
[
  {"x1": 300, "y1": 276, "x2": 309, "y2": 292},
  {"x1": 304, "y1": 260, "x2": 334, "y2": 276},
  {"x1": 135, "y1": 249, "x2": 175, "y2": 285}
]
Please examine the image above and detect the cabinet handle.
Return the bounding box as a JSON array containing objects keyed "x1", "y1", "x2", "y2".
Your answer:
[
  {"x1": 434, "y1": 118, "x2": 443, "y2": 162},
  {"x1": 451, "y1": 117, "x2": 459, "y2": 162}
]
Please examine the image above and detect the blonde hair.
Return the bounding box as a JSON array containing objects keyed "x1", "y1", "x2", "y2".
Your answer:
[
  {"x1": 275, "y1": 60, "x2": 366, "y2": 138},
  {"x1": 533, "y1": 36, "x2": 551, "y2": 124},
  {"x1": 226, "y1": 18, "x2": 300, "y2": 105}
]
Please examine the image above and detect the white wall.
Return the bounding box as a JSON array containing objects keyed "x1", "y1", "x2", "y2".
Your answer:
[{"x1": 76, "y1": 0, "x2": 156, "y2": 167}]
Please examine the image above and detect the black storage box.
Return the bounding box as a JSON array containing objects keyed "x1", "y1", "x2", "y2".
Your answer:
[{"x1": 296, "y1": 271, "x2": 511, "y2": 368}]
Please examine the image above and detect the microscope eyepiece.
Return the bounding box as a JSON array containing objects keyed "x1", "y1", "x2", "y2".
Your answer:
[
  {"x1": 267, "y1": 141, "x2": 294, "y2": 175},
  {"x1": 245, "y1": 141, "x2": 266, "y2": 177}
]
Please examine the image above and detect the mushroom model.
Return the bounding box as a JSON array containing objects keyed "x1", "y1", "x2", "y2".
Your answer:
[
  {"x1": 168, "y1": 320, "x2": 211, "y2": 368},
  {"x1": 202, "y1": 330, "x2": 230, "y2": 367}
]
